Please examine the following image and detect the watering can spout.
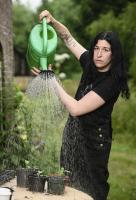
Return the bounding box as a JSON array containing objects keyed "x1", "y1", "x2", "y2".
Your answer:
[
  {"x1": 40, "y1": 57, "x2": 47, "y2": 70},
  {"x1": 26, "y1": 18, "x2": 57, "y2": 71}
]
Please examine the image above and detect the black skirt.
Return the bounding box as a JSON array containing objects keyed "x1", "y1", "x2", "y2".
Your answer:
[{"x1": 60, "y1": 115, "x2": 112, "y2": 200}]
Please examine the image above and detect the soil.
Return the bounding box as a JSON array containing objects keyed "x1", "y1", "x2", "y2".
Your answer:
[{"x1": 2, "y1": 178, "x2": 93, "y2": 200}]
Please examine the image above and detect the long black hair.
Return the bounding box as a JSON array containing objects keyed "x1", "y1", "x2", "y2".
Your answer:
[{"x1": 89, "y1": 31, "x2": 130, "y2": 99}]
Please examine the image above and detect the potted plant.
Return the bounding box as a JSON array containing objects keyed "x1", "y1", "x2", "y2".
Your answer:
[
  {"x1": 28, "y1": 170, "x2": 47, "y2": 193},
  {"x1": 47, "y1": 167, "x2": 70, "y2": 195},
  {"x1": 16, "y1": 161, "x2": 38, "y2": 188}
]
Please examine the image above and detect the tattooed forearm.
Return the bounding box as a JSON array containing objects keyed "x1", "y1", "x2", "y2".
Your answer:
[
  {"x1": 51, "y1": 20, "x2": 77, "y2": 47},
  {"x1": 59, "y1": 31, "x2": 77, "y2": 47},
  {"x1": 51, "y1": 19, "x2": 86, "y2": 58}
]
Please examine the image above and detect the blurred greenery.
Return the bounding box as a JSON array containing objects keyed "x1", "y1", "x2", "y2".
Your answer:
[
  {"x1": 112, "y1": 85, "x2": 136, "y2": 140},
  {"x1": 1, "y1": 0, "x2": 136, "y2": 199},
  {"x1": 109, "y1": 135, "x2": 136, "y2": 200},
  {"x1": 12, "y1": 2, "x2": 34, "y2": 54},
  {"x1": 0, "y1": 85, "x2": 31, "y2": 169}
]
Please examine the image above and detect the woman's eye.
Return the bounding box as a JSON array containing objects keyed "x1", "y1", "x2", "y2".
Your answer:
[
  {"x1": 104, "y1": 48, "x2": 110, "y2": 52},
  {"x1": 94, "y1": 47, "x2": 111, "y2": 52},
  {"x1": 94, "y1": 47, "x2": 99, "y2": 50}
]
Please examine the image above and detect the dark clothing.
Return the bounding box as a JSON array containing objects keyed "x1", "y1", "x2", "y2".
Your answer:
[{"x1": 60, "y1": 51, "x2": 120, "y2": 200}]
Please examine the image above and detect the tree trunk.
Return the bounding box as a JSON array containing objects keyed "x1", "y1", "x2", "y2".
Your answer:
[{"x1": 0, "y1": 0, "x2": 14, "y2": 131}]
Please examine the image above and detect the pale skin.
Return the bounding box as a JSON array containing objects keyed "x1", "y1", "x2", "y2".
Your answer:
[{"x1": 32, "y1": 10, "x2": 112, "y2": 117}]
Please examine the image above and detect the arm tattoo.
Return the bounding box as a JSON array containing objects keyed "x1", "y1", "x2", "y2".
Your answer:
[{"x1": 59, "y1": 31, "x2": 77, "y2": 47}]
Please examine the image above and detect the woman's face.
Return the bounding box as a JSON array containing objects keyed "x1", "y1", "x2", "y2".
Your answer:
[{"x1": 93, "y1": 39, "x2": 112, "y2": 71}]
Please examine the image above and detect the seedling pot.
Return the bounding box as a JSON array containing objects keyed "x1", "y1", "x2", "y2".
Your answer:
[
  {"x1": 28, "y1": 175, "x2": 46, "y2": 193},
  {"x1": 47, "y1": 176, "x2": 65, "y2": 195},
  {"x1": 16, "y1": 168, "x2": 37, "y2": 188}
]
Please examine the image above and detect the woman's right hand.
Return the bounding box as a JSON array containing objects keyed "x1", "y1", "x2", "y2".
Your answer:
[
  {"x1": 39, "y1": 10, "x2": 56, "y2": 24},
  {"x1": 39, "y1": 10, "x2": 86, "y2": 61}
]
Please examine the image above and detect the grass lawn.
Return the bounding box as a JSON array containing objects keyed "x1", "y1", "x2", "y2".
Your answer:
[{"x1": 108, "y1": 134, "x2": 136, "y2": 200}]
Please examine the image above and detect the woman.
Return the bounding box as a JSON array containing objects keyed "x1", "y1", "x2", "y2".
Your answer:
[{"x1": 32, "y1": 10, "x2": 130, "y2": 200}]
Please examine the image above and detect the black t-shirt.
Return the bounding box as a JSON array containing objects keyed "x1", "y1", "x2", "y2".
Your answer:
[{"x1": 75, "y1": 50, "x2": 121, "y2": 132}]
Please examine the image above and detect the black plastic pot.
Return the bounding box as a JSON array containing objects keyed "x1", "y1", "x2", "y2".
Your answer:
[
  {"x1": 47, "y1": 176, "x2": 65, "y2": 195},
  {"x1": 28, "y1": 175, "x2": 46, "y2": 193},
  {"x1": 16, "y1": 168, "x2": 37, "y2": 188},
  {"x1": 0, "y1": 170, "x2": 16, "y2": 185}
]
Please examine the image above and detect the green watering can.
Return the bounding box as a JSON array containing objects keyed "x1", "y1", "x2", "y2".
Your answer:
[{"x1": 26, "y1": 18, "x2": 57, "y2": 71}]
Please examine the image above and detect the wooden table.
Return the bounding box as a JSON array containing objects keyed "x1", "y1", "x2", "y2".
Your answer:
[{"x1": 2, "y1": 179, "x2": 93, "y2": 200}]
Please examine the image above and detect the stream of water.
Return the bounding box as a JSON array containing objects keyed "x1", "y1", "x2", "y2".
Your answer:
[{"x1": 26, "y1": 71, "x2": 65, "y2": 137}]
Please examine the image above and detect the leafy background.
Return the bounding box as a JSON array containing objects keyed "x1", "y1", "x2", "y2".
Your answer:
[{"x1": 0, "y1": 0, "x2": 136, "y2": 199}]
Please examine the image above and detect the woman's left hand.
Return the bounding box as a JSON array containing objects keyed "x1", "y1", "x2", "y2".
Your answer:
[
  {"x1": 31, "y1": 67, "x2": 41, "y2": 76},
  {"x1": 31, "y1": 64, "x2": 53, "y2": 75}
]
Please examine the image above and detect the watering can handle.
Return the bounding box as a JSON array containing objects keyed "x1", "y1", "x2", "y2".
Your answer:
[{"x1": 42, "y1": 17, "x2": 47, "y2": 54}]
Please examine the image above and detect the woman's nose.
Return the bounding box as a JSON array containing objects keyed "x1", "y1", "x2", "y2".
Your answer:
[{"x1": 97, "y1": 49, "x2": 102, "y2": 57}]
